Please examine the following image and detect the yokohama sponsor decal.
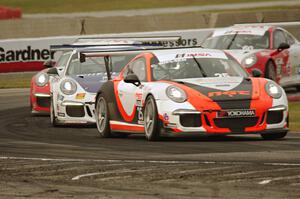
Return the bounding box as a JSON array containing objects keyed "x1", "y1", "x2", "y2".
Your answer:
[{"x1": 217, "y1": 109, "x2": 256, "y2": 118}]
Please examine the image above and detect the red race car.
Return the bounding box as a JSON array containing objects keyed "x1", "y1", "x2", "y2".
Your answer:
[
  {"x1": 203, "y1": 24, "x2": 300, "y2": 90},
  {"x1": 30, "y1": 52, "x2": 72, "y2": 114}
]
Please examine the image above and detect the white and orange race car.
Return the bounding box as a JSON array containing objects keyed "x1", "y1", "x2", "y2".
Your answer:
[{"x1": 89, "y1": 47, "x2": 289, "y2": 141}]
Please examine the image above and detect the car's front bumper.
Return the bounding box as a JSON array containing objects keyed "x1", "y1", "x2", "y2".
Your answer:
[{"x1": 156, "y1": 100, "x2": 289, "y2": 135}]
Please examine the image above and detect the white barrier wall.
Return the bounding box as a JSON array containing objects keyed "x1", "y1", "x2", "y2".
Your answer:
[
  {"x1": 0, "y1": 29, "x2": 213, "y2": 73},
  {"x1": 1, "y1": 21, "x2": 300, "y2": 73}
]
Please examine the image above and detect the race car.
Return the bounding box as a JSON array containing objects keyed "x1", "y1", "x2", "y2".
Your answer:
[
  {"x1": 30, "y1": 36, "x2": 178, "y2": 115},
  {"x1": 92, "y1": 47, "x2": 289, "y2": 141},
  {"x1": 48, "y1": 37, "x2": 181, "y2": 125},
  {"x1": 48, "y1": 47, "x2": 137, "y2": 126},
  {"x1": 202, "y1": 24, "x2": 300, "y2": 90},
  {"x1": 30, "y1": 52, "x2": 72, "y2": 114}
]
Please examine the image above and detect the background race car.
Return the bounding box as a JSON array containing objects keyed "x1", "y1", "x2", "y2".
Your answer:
[
  {"x1": 202, "y1": 24, "x2": 300, "y2": 90},
  {"x1": 48, "y1": 47, "x2": 136, "y2": 126},
  {"x1": 30, "y1": 53, "x2": 71, "y2": 114},
  {"x1": 92, "y1": 47, "x2": 289, "y2": 141}
]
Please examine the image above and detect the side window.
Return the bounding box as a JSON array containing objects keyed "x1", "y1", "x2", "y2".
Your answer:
[
  {"x1": 273, "y1": 30, "x2": 287, "y2": 49},
  {"x1": 125, "y1": 58, "x2": 147, "y2": 82},
  {"x1": 286, "y1": 32, "x2": 295, "y2": 45}
]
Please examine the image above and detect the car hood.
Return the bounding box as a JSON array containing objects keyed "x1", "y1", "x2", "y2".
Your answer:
[
  {"x1": 72, "y1": 74, "x2": 108, "y2": 93},
  {"x1": 225, "y1": 49, "x2": 265, "y2": 63},
  {"x1": 174, "y1": 77, "x2": 260, "y2": 101}
]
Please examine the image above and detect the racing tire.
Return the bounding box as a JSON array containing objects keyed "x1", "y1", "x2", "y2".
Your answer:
[
  {"x1": 260, "y1": 131, "x2": 287, "y2": 140},
  {"x1": 30, "y1": 102, "x2": 37, "y2": 116},
  {"x1": 95, "y1": 95, "x2": 113, "y2": 138},
  {"x1": 50, "y1": 97, "x2": 59, "y2": 127},
  {"x1": 265, "y1": 61, "x2": 276, "y2": 81},
  {"x1": 144, "y1": 95, "x2": 161, "y2": 141}
]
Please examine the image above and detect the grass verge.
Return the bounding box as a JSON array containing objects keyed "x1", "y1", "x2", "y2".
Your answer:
[
  {"x1": 0, "y1": 73, "x2": 33, "y2": 89},
  {"x1": 289, "y1": 102, "x2": 300, "y2": 132},
  {"x1": 0, "y1": 0, "x2": 281, "y2": 14}
]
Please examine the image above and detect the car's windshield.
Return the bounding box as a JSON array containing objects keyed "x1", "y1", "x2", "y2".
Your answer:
[
  {"x1": 66, "y1": 55, "x2": 135, "y2": 76},
  {"x1": 203, "y1": 32, "x2": 270, "y2": 50},
  {"x1": 151, "y1": 55, "x2": 248, "y2": 81},
  {"x1": 55, "y1": 52, "x2": 71, "y2": 68}
]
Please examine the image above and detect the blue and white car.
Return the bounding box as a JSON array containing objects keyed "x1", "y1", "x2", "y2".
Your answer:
[{"x1": 48, "y1": 47, "x2": 136, "y2": 126}]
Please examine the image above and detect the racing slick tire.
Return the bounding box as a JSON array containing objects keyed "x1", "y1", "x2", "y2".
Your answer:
[
  {"x1": 144, "y1": 95, "x2": 161, "y2": 141},
  {"x1": 260, "y1": 131, "x2": 287, "y2": 140},
  {"x1": 50, "y1": 97, "x2": 59, "y2": 127},
  {"x1": 265, "y1": 61, "x2": 276, "y2": 81},
  {"x1": 95, "y1": 95, "x2": 113, "y2": 138}
]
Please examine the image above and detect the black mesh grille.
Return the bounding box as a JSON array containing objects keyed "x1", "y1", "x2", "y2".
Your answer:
[
  {"x1": 204, "y1": 114, "x2": 211, "y2": 127},
  {"x1": 213, "y1": 117, "x2": 259, "y2": 132},
  {"x1": 86, "y1": 106, "x2": 93, "y2": 117},
  {"x1": 36, "y1": 97, "x2": 50, "y2": 108},
  {"x1": 66, "y1": 106, "x2": 85, "y2": 117},
  {"x1": 267, "y1": 111, "x2": 283, "y2": 124},
  {"x1": 179, "y1": 114, "x2": 202, "y2": 127}
]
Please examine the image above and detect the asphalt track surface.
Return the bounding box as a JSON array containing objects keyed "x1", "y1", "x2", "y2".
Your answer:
[{"x1": 0, "y1": 89, "x2": 300, "y2": 199}]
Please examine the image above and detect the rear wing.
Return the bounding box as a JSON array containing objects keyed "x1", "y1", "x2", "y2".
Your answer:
[
  {"x1": 78, "y1": 45, "x2": 204, "y2": 81},
  {"x1": 50, "y1": 36, "x2": 182, "y2": 51},
  {"x1": 78, "y1": 45, "x2": 203, "y2": 57}
]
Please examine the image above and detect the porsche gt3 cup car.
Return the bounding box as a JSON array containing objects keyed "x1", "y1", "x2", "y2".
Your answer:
[
  {"x1": 202, "y1": 24, "x2": 300, "y2": 90},
  {"x1": 48, "y1": 47, "x2": 137, "y2": 126},
  {"x1": 30, "y1": 52, "x2": 72, "y2": 114},
  {"x1": 93, "y1": 47, "x2": 289, "y2": 141},
  {"x1": 31, "y1": 36, "x2": 180, "y2": 116}
]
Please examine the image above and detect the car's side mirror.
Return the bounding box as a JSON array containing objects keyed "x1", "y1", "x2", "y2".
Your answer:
[
  {"x1": 47, "y1": 67, "x2": 59, "y2": 76},
  {"x1": 43, "y1": 60, "x2": 55, "y2": 68},
  {"x1": 252, "y1": 68, "x2": 262, "y2": 77},
  {"x1": 277, "y1": 43, "x2": 290, "y2": 51},
  {"x1": 124, "y1": 73, "x2": 141, "y2": 86}
]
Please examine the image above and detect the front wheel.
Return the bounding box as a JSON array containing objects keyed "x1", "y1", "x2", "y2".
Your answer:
[
  {"x1": 50, "y1": 97, "x2": 59, "y2": 127},
  {"x1": 144, "y1": 95, "x2": 161, "y2": 141},
  {"x1": 265, "y1": 61, "x2": 276, "y2": 81},
  {"x1": 260, "y1": 131, "x2": 287, "y2": 140},
  {"x1": 95, "y1": 95, "x2": 112, "y2": 138}
]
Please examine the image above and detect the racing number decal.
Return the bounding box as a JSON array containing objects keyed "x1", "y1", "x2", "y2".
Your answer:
[
  {"x1": 275, "y1": 58, "x2": 284, "y2": 75},
  {"x1": 214, "y1": 73, "x2": 229, "y2": 77},
  {"x1": 137, "y1": 106, "x2": 144, "y2": 124},
  {"x1": 135, "y1": 92, "x2": 144, "y2": 124}
]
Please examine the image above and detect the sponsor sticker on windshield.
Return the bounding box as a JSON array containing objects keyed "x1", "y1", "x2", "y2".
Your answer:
[{"x1": 212, "y1": 27, "x2": 267, "y2": 37}]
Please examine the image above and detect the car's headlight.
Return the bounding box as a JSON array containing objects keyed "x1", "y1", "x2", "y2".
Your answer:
[
  {"x1": 242, "y1": 54, "x2": 257, "y2": 68},
  {"x1": 60, "y1": 79, "x2": 77, "y2": 95},
  {"x1": 166, "y1": 86, "x2": 187, "y2": 103},
  {"x1": 265, "y1": 81, "x2": 282, "y2": 99},
  {"x1": 35, "y1": 73, "x2": 49, "y2": 87}
]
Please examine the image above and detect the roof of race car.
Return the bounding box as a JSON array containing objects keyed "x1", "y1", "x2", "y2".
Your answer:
[{"x1": 212, "y1": 25, "x2": 271, "y2": 37}]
